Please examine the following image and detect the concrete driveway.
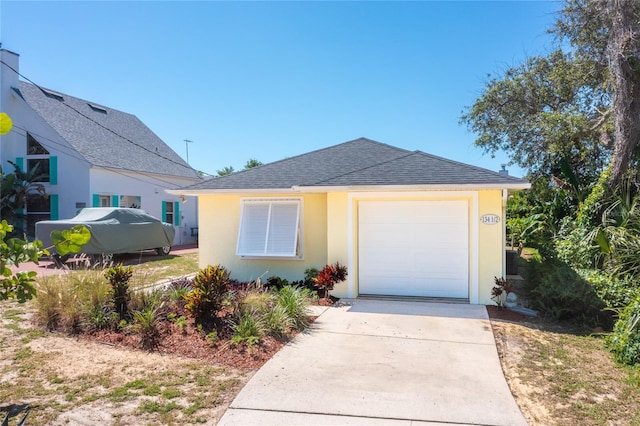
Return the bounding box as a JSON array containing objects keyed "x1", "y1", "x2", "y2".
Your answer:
[{"x1": 219, "y1": 299, "x2": 527, "y2": 426}]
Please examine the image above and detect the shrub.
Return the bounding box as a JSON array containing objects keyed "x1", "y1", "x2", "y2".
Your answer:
[
  {"x1": 524, "y1": 259, "x2": 605, "y2": 324},
  {"x1": 265, "y1": 276, "x2": 289, "y2": 291},
  {"x1": 291, "y1": 268, "x2": 320, "y2": 294},
  {"x1": 240, "y1": 289, "x2": 272, "y2": 314},
  {"x1": 262, "y1": 304, "x2": 292, "y2": 339},
  {"x1": 577, "y1": 269, "x2": 640, "y2": 310},
  {"x1": 168, "y1": 278, "x2": 193, "y2": 300},
  {"x1": 184, "y1": 264, "x2": 230, "y2": 326},
  {"x1": 313, "y1": 262, "x2": 347, "y2": 298},
  {"x1": 34, "y1": 276, "x2": 63, "y2": 330},
  {"x1": 230, "y1": 310, "x2": 263, "y2": 347},
  {"x1": 491, "y1": 277, "x2": 515, "y2": 307},
  {"x1": 555, "y1": 222, "x2": 600, "y2": 270},
  {"x1": 131, "y1": 306, "x2": 162, "y2": 350},
  {"x1": 607, "y1": 294, "x2": 640, "y2": 365},
  {"x1": 276, "y1": 285, "x2": 311, "y2": 331},
  {"x1": 104, "y1": 265, "x2": 134, "y2": 321},
  {"x1": 77, "y1": 271, "x2": 116, "y2": 331}
]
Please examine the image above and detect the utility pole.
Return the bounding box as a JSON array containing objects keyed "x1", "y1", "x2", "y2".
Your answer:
[{"x1": 184, "y1": 139, "x2": 193, "y2": 164}]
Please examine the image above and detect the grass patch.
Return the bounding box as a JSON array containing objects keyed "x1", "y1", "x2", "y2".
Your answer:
[
  {"x1": 138, "y1": 400, "x2": 181, "y2": 414},
  {"x1": 128, "y1": 252, "x2": 198, "y2": 287},
  {"x1": 493, "y1": 319, "x2": 640, "y2": 425},
  {"x1": 0, "y1": 298, "x2": 248, "y2": 426},
  {"x1": 161, "y1": 387, "x2": 182, "y2": 399}
]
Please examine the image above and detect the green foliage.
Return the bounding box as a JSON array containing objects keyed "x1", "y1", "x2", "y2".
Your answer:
[
  {"x1": 132, "y1": 307, "x2": 162, "y2": 350},
  {"x1": 184, "y1": 264, "x2": 230, "y2": 326},
  {"x1": 0, "y1": 220, "x2": 45, "y2": 303},
  {"x1": 593, "y1": 184, "x2": 640, "y2": 281},
  {"x1": 577, "y1": 269, "x2": 640, "y2": 310},
  {"x1": 50, "y1": 225, "x2": 91, "y2": 256},
  {"x1": 290, "y1": 268, "x2": 320, "y2": 294},
  {"x1": 607, "y1": 294, "x2": 640, "y2": 365},
  {"x1": 276, "y1": 285, "x2": 311, "y2": 331},
  {"x1": 1, "y1": 160, "x2": 47, "y2": 236},
  {"x1": 230, "y1": 310, "x2": 263, "y2": 347},
  {"x1": 105, "y1": 265, "x2": 134, "y2": 321},
  {"x1": 577, "y1": 165, "x2": 611, "y2": 227},
  {"x1": 168, "y1": 314, "x2": 188, "y2": 335},
  {"x1": 262, "y1": 304, "x2": 292, "y2": 339},
  {"x1": 265, "y1": 276, "x2": 288, "y2": 291},
  {"x1": 0, "y1": 217, "x2": 89, "y2": 303},
  {"x1": 460, "y1": 49, "x2": 611, "y2": 180},
  {"x1": 243, "y1": 158, "x2": 263, "y2": 169},
  {"x1": 524, "y1": 259, "x2": 605, "y2": 324},
  {"x1": 216, "y1": 166, "x2": 234, "y2": 176},
  {"x1": 555, "y1": 220, "x2": 600, "y2": 269},
  {"x1": 313, "y1": 262, "x2": 347, "y2": 297}
]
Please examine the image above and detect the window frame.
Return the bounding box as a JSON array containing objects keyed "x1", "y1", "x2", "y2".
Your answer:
[
  {"x1": 26, "y1": 133, "x2": 51, "y2": 183},
  {"x1": 25, "y1": 193, "x2": 51, "y2": 238},
  {"x1": 236, "y1": 198, "x2": 303, "y2": 259}
]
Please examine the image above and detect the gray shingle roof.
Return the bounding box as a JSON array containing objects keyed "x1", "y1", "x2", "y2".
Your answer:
[
  {"x1": 181, "y1": 137, "x2": 528, "y2": 191},
  {"x1": 18, "y1": 81, "x2": 199, "y2": 180}
]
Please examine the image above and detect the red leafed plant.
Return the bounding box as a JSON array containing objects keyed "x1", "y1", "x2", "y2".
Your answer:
[{"x1": 313, "y1": 262, "x2": 347, "y2": 298}]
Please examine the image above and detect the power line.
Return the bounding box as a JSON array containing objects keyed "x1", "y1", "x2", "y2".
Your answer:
[
  {"x1": 0, "y1": 59, "x2": 201, "y2": 176},
  {"x1": 9, "y1": 125, "x2": 192, "y2": 189}
]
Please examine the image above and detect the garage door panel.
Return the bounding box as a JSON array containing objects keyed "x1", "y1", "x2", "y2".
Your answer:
[{"x1": 358, "y1": 200, "x2": 469, "y2": 299}]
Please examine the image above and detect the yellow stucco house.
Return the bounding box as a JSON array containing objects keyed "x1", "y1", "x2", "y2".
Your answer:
[{"x1": 171, "y1": 138, "x2": 530, "y2": 305}]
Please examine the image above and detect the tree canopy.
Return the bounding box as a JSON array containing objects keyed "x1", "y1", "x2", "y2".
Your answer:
[{"x1": 461, "y1": 0, "x2": 640, "y2": 188}]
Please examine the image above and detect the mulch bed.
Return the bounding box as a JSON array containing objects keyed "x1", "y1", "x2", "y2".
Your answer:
[
  {"x1": 82, "y1": 296, "x2": 339, "y2": 370},
  {"x1": 486, "y1": 305, "x2": 531, "y2": 322},
  {"x1": 85, "y1": 322, "x2": 286, "y2": 369}
]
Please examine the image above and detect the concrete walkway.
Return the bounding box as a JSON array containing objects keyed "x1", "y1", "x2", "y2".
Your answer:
[{"x1": 218, "y1": 299, "x2": 527, "y2": 426}]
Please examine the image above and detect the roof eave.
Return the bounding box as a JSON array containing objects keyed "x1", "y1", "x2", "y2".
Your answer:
[
  {"x1": 166, "y1": 187, "x2": 299, "y2": 196},
  {"x1": 293, "y1": 183, "x2": 531, "y2": 192},
  {"x1": 168, "y1": 182, "x2": 531, "y2": 196}
]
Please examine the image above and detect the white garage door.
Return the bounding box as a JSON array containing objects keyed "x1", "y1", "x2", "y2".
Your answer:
[{"x1": 358, "y1": 200, "x2": 469, "y2": 298}]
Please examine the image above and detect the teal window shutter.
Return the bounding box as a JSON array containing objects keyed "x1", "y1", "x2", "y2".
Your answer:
[
  {"x1": 49, "y1": 156, "x2": 58, "y2": 185},
  {"x1": 174, "y1": 202, "x2": 180, "y2": 226},
  {"x1": 161, "y1": 201, "x2": 167, "y2": 222},
  {"x1": 15, "y1": 157, "x2": 24, "y2": 172},
  {"x1": 50, "y1": 194, "x2": 59, "y2": 220},
  {"x1": 112, "y1": 195, "x2": 119, "y2": 207},
  {"x1": 92, "y1": 194, "x2": 99, "y2": 207}
]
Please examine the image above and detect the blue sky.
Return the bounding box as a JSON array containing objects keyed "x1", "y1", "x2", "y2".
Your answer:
[{"x1": 1, "y1": 1, "x2": 560, "y2": 178}]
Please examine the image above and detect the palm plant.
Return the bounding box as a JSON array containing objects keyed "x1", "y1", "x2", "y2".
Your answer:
[
  {"x1": 0, "y1": 161, "x2": 47, "y2": 236},
  {"x1": 590, "y1": 179, "x2": 640, "y2": 281}
]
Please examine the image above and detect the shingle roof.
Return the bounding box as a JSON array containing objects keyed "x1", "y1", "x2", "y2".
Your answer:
[
  {"x1": 18, "y1": 81, "x2": 199, "y2": 180},
  {"x1": 180, "y1": 137, "x2": 528, "y2": 192}
]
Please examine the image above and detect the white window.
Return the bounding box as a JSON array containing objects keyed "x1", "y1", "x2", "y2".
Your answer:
[{"x1": 236, "y1": 199, "x2": 302, "y2": 258}]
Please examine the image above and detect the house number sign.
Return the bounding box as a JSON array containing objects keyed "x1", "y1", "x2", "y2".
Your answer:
[{"x1": 480, "y1": 214, "x2": 500, "y2": 225}]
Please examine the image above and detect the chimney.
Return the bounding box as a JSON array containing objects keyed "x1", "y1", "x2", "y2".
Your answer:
[{"x1": 498, "y1": 164, "x2": 509, "y2": 176}]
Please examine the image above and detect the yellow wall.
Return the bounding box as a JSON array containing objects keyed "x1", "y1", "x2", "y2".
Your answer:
[
  {"x1": 198, "y1": 189, "x2": 505, "y2": 304},
  {"x1": 477, "y1": 190, "x2": 505, "y2": 305},
  {"x1": 198, "y1": 193, "x2": 328, "y2": 283},
  {"x1": 327, "y1": 192, "x2": 349, "y2": 296}
]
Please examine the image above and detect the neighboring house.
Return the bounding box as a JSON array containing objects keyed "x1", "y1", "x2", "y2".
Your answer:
[
  {"x1": 170, "y1": 137, "x2": 530, "y2": 305},
  {"x1": 0, "y1": 49, "x2": 201, "y2": 245}
]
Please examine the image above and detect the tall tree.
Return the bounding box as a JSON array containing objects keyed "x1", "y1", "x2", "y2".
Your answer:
[
  {"x1": 460, "y1": 49, "x2": 611, "y2": 183},
  {"x1": 608, "y1": 0, "x2": 640, "y2": 185},
  {"x1": 554, "y1": 0, "x2": 640, "y2": 186},
  {"x1": 243, "y1": 159, "x2": 263, "y2": 169},
  {"x1": 216, "y1": 166, "x2": 234, "y2": 177}
]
